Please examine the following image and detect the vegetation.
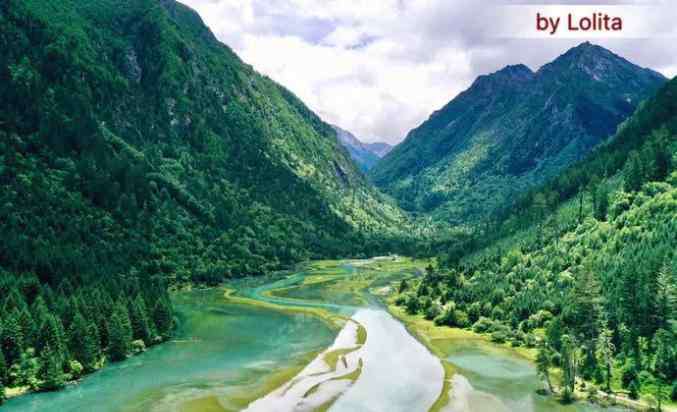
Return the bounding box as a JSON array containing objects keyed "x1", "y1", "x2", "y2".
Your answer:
[
  {"x1": 0, "y1": 0, "x2": 411, "y2": 397},
  {"x1": 397, "y1": 76, "x2": 677, "y2": 406},
  {"x1": 370, "y1": 43, "x2": 665, "y2": 226}
]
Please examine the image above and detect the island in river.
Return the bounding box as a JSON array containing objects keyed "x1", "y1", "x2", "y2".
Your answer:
[{"x1": 3, "y1": 257, "x2": 631, "y2": 412}]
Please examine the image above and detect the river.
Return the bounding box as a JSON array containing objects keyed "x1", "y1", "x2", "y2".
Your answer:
[{"x1": 2, "y1": 258, "x2": 628, "y2": 412}]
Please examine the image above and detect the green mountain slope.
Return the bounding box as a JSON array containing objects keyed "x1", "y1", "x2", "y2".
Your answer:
[
  {"x1": 396, "y1": 76, "x2": 677, "y2": 404},
  {"x1": 0, "y1": 0, "x2": 408, "y2": 286},
  {"x1": 370, "y1": 43, "x2": 665, "y2": 225}
]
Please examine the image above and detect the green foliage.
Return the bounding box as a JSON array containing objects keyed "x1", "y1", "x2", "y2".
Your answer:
[
  {"x1": 370, "y1": 43, "x2": 665, "y2": 225},
  {"x1": 39, "y1": 345, "x2": 65, "y2": 391}
]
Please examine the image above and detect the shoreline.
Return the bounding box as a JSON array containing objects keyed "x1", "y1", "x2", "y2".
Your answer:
[{"x1": 384, "y1": 298, "x2": 674, "y2": 412}]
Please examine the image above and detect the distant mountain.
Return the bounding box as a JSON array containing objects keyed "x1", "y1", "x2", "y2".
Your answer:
[
  {"x1": 369, "y1": 42, "x2": 666, "y2": 225},
  {"x1": 365, "y1": 142, "x2": 393, "y2": 158},
  {"x1": 333, "y1": 125, "x2": 392, "y2": 171}
]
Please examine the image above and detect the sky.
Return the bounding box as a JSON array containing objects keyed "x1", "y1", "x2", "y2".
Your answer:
[{"x1": 180, "y1": 0, "x2": 677, "y2": 144}]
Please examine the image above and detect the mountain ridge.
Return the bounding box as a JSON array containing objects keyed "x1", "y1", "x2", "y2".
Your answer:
[
  {"x1": 369, "y1": 42, "x2": 666, "y2": 225},
  {"x1": 333, "y1": 124, "x2": 392, "y2": 171}
]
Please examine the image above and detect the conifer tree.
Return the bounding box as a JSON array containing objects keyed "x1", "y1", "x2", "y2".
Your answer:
[
  {"x1": 40, "y1": 345, "x2": 64, "y2": 391},
  {"x1": 623, "y1": 151, "x2": 643, "y2": 192},
  {"x1": 108, "y1": 303, "x2": 132, "y2": 361},
  {"x1": 1, "y1": 312, "x2": 24, "y2": 365},
  {"x1": 561, "y1": 335, "x2": 578, "y2": 397},
  {"x1": 129, "y1": 295, "x2": 153, "y2": 344},
  {"x1": 152, "y1": 299, "x2": 173, "y2": 339},
  {"x1": 69, "y1": 312, "x2": 99, "y2": 371},
  {"x1": 596, "y1": 320, "x2": 615, "y2": 393}
]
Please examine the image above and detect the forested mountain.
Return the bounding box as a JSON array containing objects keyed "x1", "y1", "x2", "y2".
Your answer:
[
  {"x1": 0, "y1": 0, "x2": 408, "y2": 395},
  {"x1": 395, "y1": 75, "x2": 677, "y2": 403},
  {"x1": 370, "y1": 42, "x2": 666, "y2": 225},
  {"x1": 333, "y1": 125, "x2": 392, "y2": 171}
]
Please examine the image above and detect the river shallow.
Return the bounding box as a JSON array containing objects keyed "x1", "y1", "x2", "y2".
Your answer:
[
  {"x1": 3, "y1": 258, "x2": 630, "y2": 412},
  {"x1": 2, "y1": 289, "x2": 335, "y2": 412}
]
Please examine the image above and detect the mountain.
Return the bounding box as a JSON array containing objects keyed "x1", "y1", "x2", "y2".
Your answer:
[
  {"x1": 0, "y1": 0, "x2": 409, "y2": 289},
  {"x1": 333, "y1": 125, "x2": 392, "y2": 171},
  {"x1": 411, "y1": 75, "x2": 677, "y2": 401},
  {"x1": 369, "y1": 42, "x2": 666, "y2": 225},
  {"x1": 365, "y1": 142, "x2": 393, "y2": 158}
]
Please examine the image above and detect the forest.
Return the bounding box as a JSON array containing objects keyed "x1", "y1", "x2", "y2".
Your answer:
[
  {"x1": 394, "y1": 77, "x2": 677, "y2": 407},
  {"x1": 1, "y1": 0, "x2": 676, "y2": 407}
]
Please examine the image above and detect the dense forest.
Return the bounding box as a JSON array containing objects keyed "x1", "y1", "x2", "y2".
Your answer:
[
  {"x1": 1, "y1": 0, "x2": 676, "y2": 406},
  {"x1": 395, "y1": 76, "x2": 677, "y2": 406},
  {"x1": 0, "y1": 0, "x2": 411, "y2": 399}
]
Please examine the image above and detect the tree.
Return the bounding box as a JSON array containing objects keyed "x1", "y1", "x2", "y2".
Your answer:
[
  {"x1": 0, "y1": 348, "x2": 6, "y2": 385},
  {"x1": 536, "y1": 341, "x2": 554, "y2": 394},
  {"x1": 108, "y1": 303, "x2": 132, "y2": 362},
  {"x1": 653, "y1": 329, "x2": 676, "y2": 380},
  {"x1": 592, "y1": 184, "x2": 609, "y2": 221},
  {"x1": 1, "y1": 312, "x2": 24, "y2": 365},
  {"x1": 39, "y1": 315, "x2": 66, "y2": 360},
  {"x1": 596, "y1": 320, "x2": 615, "y2": 393},
  {"x1": 68, "y1": 312, "x2": 99, "y2": 372},
  {"x1": 623, "y1": 151, "x2": 643, "y2": 192},
  {"x1": 39, "y1": 345, "x2": 65, "y2": 391},
  {"x1": 129, "y1": 295, "x2": 153, "y2": 345},
  {"x1": 152, "y1": 299, "x2": 173, "y2": 339},
  {"x1": 561, "y1": 334, "x2": 578, "y2": 397},
  {"x1": 655, "y1": 264, "x2": 675, "y2": 331}
]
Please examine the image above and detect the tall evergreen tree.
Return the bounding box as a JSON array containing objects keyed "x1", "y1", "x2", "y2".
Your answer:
[
  {"x1": 152, "y1": 299, "x2": 173, "y2": 339},
  {"x1": 68, "y1": 312, "x2": 99, "y2": 372},
  {"x1": 1, "y1": 312, "x2": 24, "y2": 365},
  {"x1": 39, "y1": 345, "x2": 65, "y2": 391},
  {"x1": 129, "y1": 295, "x2": 153, "y2": 345},
  {"x1": 561, "y1": 334, "x2": 578, "y2": 397},
  {"x1": 596, "y1": 320, "x2": 615, "y2": 393},
  {"x1": 623, "y1": 151, "x2": 644, "y2": 192},
  {"x1": 108, "y1": 303, "x2": 132, "y2": 362}
]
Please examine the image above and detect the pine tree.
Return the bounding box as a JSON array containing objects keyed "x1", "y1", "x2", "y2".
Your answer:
[
  {"x1": 108, "y1": 303, "x2": 132, "y2": 362},
  {"x1": 69, "y1": 312, "x2": 99, "y2": 371},
  {"x1": 655, "y1": 264, "x2": 675, "y2": 331},
  {"x1": 129, "y1": 295, "x2": 153, "y2": 345},
  {"x1": 39, "y1": 315, "x2": 66, "y2": 358},
  {"x1": 153, "y1": 299, "x2": 173, "y2": 339},
  {"x1": 1, "y1": 312, "x2": 24, "y2": 365},
  {"x1": 561, "y1": 334, "x2": 578, "y2": 396},
  {"x1": 596, "y1": 320, "x2": 615, "y2": 393},
  {"x1": 39, "y1": 345, "x2": 64, "y2": 391},
  {"x1": 623, "y1": 151, "x2": 643, "y2": 192},
  {"x1": 593, "y1": 184, "x2": 609, "y2": 221}
]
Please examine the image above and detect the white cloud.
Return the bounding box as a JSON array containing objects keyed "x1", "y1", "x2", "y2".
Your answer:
[{"x1": 180, "y1": 0, "x2": 677, "y2": 144}]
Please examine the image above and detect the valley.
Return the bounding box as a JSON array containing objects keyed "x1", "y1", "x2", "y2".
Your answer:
[
  {"x1": 2, "y1": 259, "x2": 648, "y2": 412},
  {"x1": 0, "y1": 0, "x2": 676, "y2": 411}
]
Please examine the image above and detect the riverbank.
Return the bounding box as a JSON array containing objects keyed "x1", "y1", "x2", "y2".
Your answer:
[{"x1": 385, "y1": 298, "x2": 677, "y2": 412}]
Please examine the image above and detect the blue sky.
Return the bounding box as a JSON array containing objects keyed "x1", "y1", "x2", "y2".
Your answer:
[{"x1": 181, "y1": 0, "x2": 677, "y2": 144}]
